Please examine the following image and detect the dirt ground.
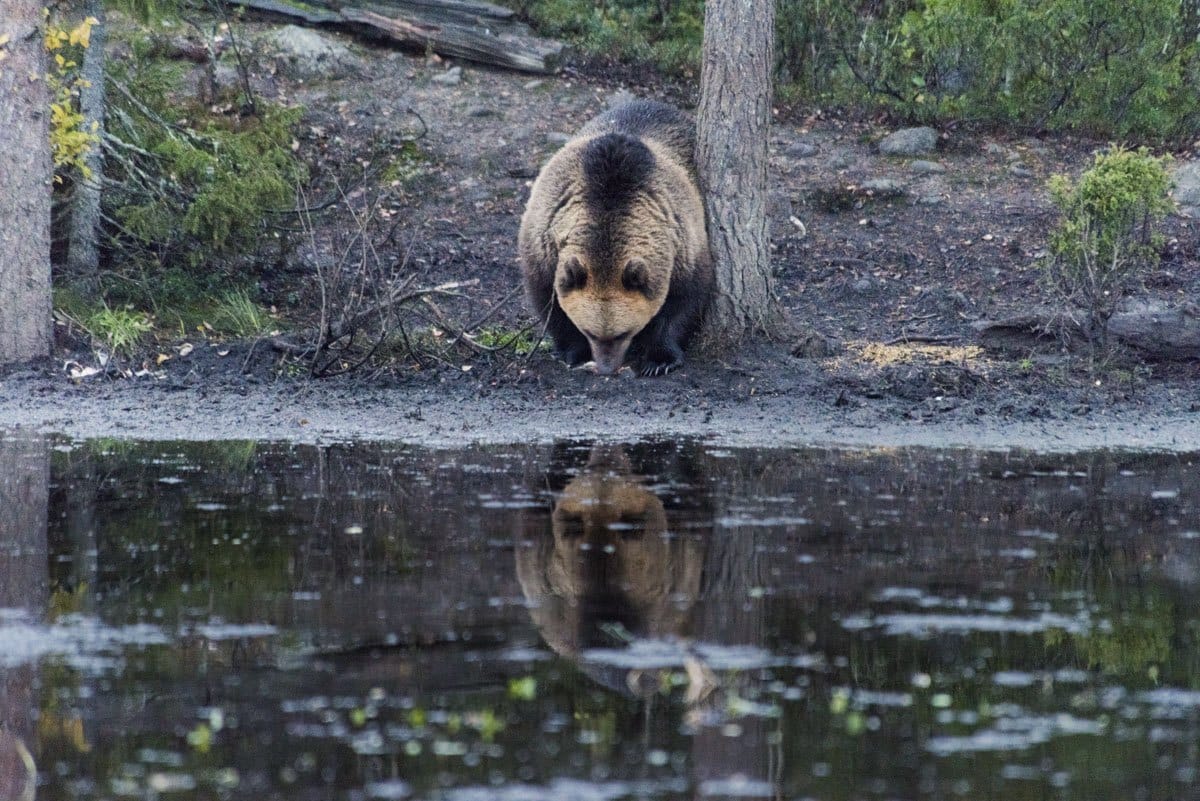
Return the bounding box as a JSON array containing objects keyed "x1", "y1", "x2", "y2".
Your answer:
[{"x1": 2, "y1": 18, "x2": 1198, "y2": 451}]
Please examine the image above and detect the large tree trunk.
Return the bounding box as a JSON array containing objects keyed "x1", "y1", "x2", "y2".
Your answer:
[
  {"x1": 66, "y1": 0, "x2": 107, "y2": 291},
  {"x1": 695, "y1": 0, "x2": 780, "y2": 346},
  {"x1": 0, "y1": 2, "x2": 53, "y2": 364}
]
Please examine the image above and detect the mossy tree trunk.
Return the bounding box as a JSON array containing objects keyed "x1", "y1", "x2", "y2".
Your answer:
[
  {"x1": 67, "y1": 0, "x2": 107, "y2": 291},
  {"x1": 695, "y1": 0, "x2": 781, "y2": 346},
  {"x1": 0, "y1": 0, "x2": 53, "y2": 364}
]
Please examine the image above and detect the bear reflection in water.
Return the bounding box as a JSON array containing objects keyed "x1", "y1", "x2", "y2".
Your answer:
[{"x1": 516, "y1": 443, "x2": 716, "y2": 701}]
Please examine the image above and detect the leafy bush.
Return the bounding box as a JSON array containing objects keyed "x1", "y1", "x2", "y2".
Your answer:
[
  {"x1": 523, "y1": 0, "x2": 1200, "y2": 141},
  {"x1": 871, "y1": 0, "x2": 1200, "y2": 139},
  {"x1": 516, "y1": 0, "x2": 703, "y2": 73},
  {"x1": 1043, "y1": 146, "x2": 1171, "y2": 356},
  {"x1": 105, "y1": 59, "x2": 307, "y2": 270}
]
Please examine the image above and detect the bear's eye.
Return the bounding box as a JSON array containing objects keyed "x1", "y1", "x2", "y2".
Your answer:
[
  {"x1": 622, "y1": 260, "x2": 653, "y2": 297},
  {"x1": 558, "y1": 257, "x2": 588, "y2": 294}
]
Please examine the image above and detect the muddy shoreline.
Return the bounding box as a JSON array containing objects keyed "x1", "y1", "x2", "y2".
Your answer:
[{"x1": 2, "y1": 359, "x2": 1196, "y2": 451}]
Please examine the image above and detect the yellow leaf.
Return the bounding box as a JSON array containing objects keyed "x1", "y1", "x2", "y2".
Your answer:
[
  {"x1": 156, "y1": 353, "x2": 171, "y2": 365},
  {"x1": 69, "y1": 18, "x2": 92, "y2": 48},
  {"x1": 0, "y1": 33, "x2": 12, "y2": 47}
]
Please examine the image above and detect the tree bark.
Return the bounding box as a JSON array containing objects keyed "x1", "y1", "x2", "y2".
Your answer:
[
  {"x1": 66, "y1": 0, "x2": 107, "y2": 291},
  {"x1": 695, "y1": 0, "x2": 781, "y2": 346},
  {"x1": 0, "y1": 3, "x2": 53, "y2": 364}
]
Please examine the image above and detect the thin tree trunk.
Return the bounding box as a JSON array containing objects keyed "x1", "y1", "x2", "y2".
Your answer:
[
  {"x1": 67, "y1": 0, "x2": 107, "y2": 291},
  {"x1": 695, "y1": 0, "x2": 781, "y2": 346},
  {"x1": 0, "y1": 3, "x2": 53, "y2": 364}
]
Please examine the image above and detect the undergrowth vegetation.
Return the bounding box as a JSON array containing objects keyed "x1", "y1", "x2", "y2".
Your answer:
[
  {"x1": 48, "y1": 3, "x2": 306, "y2": 348},
  {"x1": 1044, "y1": 147, "x2": 1171, "y2": 360},
  {"x1": 522, "y1": 0, "x2": 1200, "y2": 141}
]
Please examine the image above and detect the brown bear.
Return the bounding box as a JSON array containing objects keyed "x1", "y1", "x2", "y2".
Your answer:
[{"x1": 518, "y1": 99, "x2": 714, "y2": 376}]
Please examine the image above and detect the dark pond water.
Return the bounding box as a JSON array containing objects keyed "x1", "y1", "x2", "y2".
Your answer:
[{"x1": 1, "y1": 434, "x2": 1200, "y2": 801}]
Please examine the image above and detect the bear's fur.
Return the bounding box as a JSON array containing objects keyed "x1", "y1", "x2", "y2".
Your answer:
[{"x1": 518, "y1": 99, "x2": 714, "y2": 376}]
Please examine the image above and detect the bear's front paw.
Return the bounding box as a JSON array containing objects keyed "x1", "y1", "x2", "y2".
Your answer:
[
  {"x1": 556, "y1": 340, "x2": 592, "y2": 367},
  {"x1": 635, "y1": 343, "x2": 684, "y2": 377}
]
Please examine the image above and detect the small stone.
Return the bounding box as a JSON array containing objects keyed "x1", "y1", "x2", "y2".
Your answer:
[
  {"x1": 606, "y1": 89, "x2": 636, "y2": 109},
  {"x1": 785, "y1": 141, "x2": 819, "y2": 158},
  {"x1": 545, "y1": 131, "x2": 572, "y2": 146},
  {"x1": 829, "y1": 154, "x2": 850, "y2": 169},
  {"x1": 791, "y1": 330, "x2": 840, "y2": 358},
  {"x1": 878, "y1": 126, "x2": 937, "y2": 156},
  {"x1": 465, "y1": 105, "x2": 496, "y2": 117},
  {"x1": 983, "y1": 142, "x2": 1008, "y2": 157},
  {"x1": 1009, "y1": 163, "x2": 1034, "y2": 178},
  {"x1": 860, "y1": 178, "x2": 904, "y2": 195},
  {"x1": 523, "y1": 79, "x2": 544, "y2": 90},
  {"x1": 431, "y1": 66, "x2": 463, "y2": 85},
  {"x1": 910, "y1": 160, "x2": 945, "y2": 175},
  {"x1": 918, "y1": 194, "x2": 944, "y2": 205}
]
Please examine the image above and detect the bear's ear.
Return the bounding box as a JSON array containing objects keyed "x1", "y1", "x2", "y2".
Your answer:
[
  {"x1": 621, "y1": 259, "x2": 654, "y2": 298},
  {"x1": 558, "y1": 256, "x2": 588, "y2": 294}
]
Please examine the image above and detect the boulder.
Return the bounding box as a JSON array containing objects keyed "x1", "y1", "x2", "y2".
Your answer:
[
  {"x1": 878, "y1": 127, "x2": 937, "y2": 156},
  {"x1": 263, "y1": 25, "x2": 357, "y2": 80}
]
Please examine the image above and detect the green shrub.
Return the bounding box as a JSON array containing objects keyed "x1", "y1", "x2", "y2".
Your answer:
[
  {"x1": 521, "y1": 0, "x2": 1200, "y2": 142},
  {"x1": 876, "y1": 0, "x2": 1200, "y2": 139},
  {"x1": 1044, "y1": 146, "x2": 1171, "y2": 356},
  {"x1": 516, "y1": 0, "x2": 703, "y2": 73},
  {"x1": 86, "y1": 307, "x2": 155, "y2": 356}
]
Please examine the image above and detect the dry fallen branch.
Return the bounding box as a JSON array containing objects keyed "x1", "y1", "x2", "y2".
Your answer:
[
  {"x1": 974, "y1": 301, "x2": 1200, "y2": 362},
  {"x1": 225, "y1": 0, "x2": 563, "y2": 73}
]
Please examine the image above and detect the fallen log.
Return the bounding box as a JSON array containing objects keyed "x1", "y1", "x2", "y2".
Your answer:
[
  {"x1": 973, "y1": 301, "x2": 1200, "y2": 362},
  {"x1": 226, "y1": 0, "x2": 562, "y2": 73}
]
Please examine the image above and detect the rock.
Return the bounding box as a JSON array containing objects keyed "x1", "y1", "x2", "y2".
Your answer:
[
  {"x1": 431, "y1": 66, "x2": 463, "y2": 85},
  {"x1": 263, "y1": 25, "x2": 357, "y2": 80},
  {"x1": 785, "y1": 141, "x2": 819, "y2": 158},
  {"x1": 860, "y1": 178, "x2": 904, "y2": 196},
  {"x1": 606, "y1": 89, "x2": 636, "y2": 109},
  {"x1": 523, "y1": 79, "x2": 544, "y2": 90},
  {"x1": 910, "y1": 160, "x2": 945, "y2": 175},
  {"x1": 918, "y1": 194, "x2": 944, "y2": 205},
  {"x1": 1171, "y1": 160, "x2": 1200, "y2": 217},
  {"x1": 465, "y1": 105, "x2": 496, "y2": 117},
  {"x1": 878, "y1": 127, "x2": 937, "y2": 156},
  {"x1": 545, "y1": 131, "x2": 571, "y2": 146},
  {"x1": 983, "y1": 142, "x2": 1009, "y2": 157},
  {"x1": 829, "y1": 154, "x2": 850, "y2": 169},
  {"x1": 1009, "y1": 163, "x2": 1034, "y2": 178},
  {"x1": 791, "y1": 329, "x2": 840, "y2": 359}
]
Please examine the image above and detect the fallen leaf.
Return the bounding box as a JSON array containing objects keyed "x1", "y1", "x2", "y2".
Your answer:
[
  {"x1": 177, "y1": 342, "x2": 194, "y2": 357},
  {"x1": 156, "y1": 353, "x2": 171, "y2": 365}
]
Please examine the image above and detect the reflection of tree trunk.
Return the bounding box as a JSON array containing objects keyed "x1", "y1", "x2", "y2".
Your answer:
[
  {"x1": 693, "y1": 527, "x2": 776, "y2": 795},
  {"x1": 0, "y1": 435, "x2": 50, "y2": 801},
  {"x1": 63, "y1": 456, "x2": 99, "y2": 611}
]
